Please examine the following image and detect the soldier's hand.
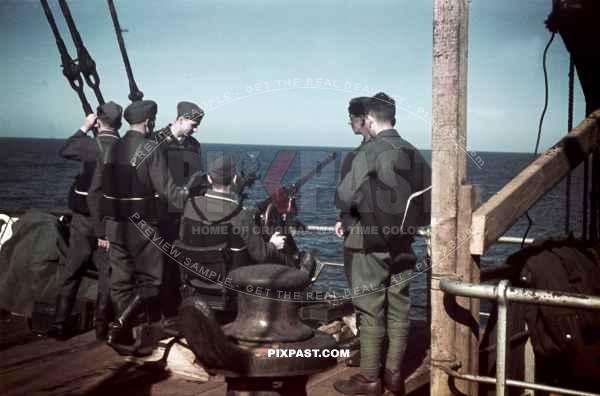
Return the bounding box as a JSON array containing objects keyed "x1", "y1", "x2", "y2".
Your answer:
[
  {"x1": 81, "y1": 113, "x2": 98, "y2": 133},
  {"x1": 98, "y1": 238, "x2": 110, "y2": 250},
  {"x1": 334, "y1": 221, "x2": 345, "y2": 238},
  {"x1": 269, "y1": 232, "x2": 286, "y2": 250}
]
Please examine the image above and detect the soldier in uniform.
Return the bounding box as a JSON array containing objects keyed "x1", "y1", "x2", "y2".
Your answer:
[
  {"x1": 334, "y1": 93, "x2": 431, "y2": 396},
  {"x1": 94, "y1": 100, "x2": 193, "y2": 351},
  {"x1": 335, "y1": 97, "x2": 372, "y2": 284},
  {"x1": 154, "y1": 101, "x2": 205, "y2": 320},
  {"x1": 48, "y1": 101, "x2": 122, "y2": 340},
  {"x1": 334, "y1": 96, "x2": 372, "y2": 368},
  {"x1": 179, "y1": 155, "x2": 289, "y2": 271}
]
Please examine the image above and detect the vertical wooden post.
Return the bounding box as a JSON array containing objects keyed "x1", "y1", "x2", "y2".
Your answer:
[
  {"x1": 456, "y1": 185, "x2": 480, "y2": 395},
  {"x1": 430, "y1": 0, "x2": 469, "y2": 395}
]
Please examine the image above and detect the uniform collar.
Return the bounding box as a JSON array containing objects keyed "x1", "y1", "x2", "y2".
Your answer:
[
  {"x1": 97, "y1": 130, "x2": 120, "y2": 138},
  {"x1": 204, "y1": 190, "x2": 239, "y2": 204},
  {"x1": 167, "y1": 125, "x2": 184, "y2": 143},
  {"x1": 376, "y1": 128, "x2": 399, "y2": 138},
  {"x1": 124, "y1": 130, "x2": 145, "y2": 139},
  {"x1": 165, "y1": 128, "x2": 196, "y2": 147}
]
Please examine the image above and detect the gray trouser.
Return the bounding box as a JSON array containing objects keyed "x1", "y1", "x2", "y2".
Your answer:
[
  {"x1": 350, "y1": 249, "x2": 413, "y2": 377},
  {"x1": 107, "y1": 221, "x2": 163, "y2": 316},
  {"x1": 56, "y1": 213, "x2": 111, "y2": 326},
  {"x1": 158, "y1": 218, "x2": 181, "y2": 317},
  {"x1": 58, "y1": 214, "x2": 95, "y2": 301}
]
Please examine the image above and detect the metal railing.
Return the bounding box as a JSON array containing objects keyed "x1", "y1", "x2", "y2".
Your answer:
[
  {"x1": 303, "y1": 225, "x2": 535, "y2": 245},
  {"x1": 440, "y1": 279, "x2": 600, "y2": 396},
  {"x1": 303, "y1": 225, "x2": 534, "y2": 283}
]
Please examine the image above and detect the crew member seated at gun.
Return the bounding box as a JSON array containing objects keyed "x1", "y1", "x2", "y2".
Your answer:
[{"x1": 176, "y1": 155, "x2": 316, "y2": 300}]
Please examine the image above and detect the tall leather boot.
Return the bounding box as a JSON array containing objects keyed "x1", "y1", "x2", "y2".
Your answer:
[
  {"x1": 95, "y1": 288, "x2": 113, "y2": 341},
  {"x1": 95, "y1": 249, "x2": 113, "y2": 341},
  {"x1": 46, "y1": 295, "x2": 75, "y2": 339},
  {"x1": 107, "y1": 294, "x2": 145, "y2": 349}
]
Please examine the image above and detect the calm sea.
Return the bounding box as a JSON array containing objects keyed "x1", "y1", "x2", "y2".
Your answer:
[{"x1": 0, "y1": 138, "x2": 586, "y2": 319}]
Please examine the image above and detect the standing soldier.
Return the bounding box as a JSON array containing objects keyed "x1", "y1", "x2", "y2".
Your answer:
[
  {"x1": 335, "y1": 97, "x2": 372, "y2": 285},
  {"x1": 48, "y1": 101, "x2": 122, "y2": 341},
  {"x1": 154, "y1": 101, "x2": 205, "y2": 322},
  {"x1": 334, "y1": 93, "x2": 431, "y2": 396},
  {"x1": 334, "y1": 97, "x2": 372, "y2": 368},
  {"x1": 95, "y1": 100, "x2": 192, "y2": 353}
]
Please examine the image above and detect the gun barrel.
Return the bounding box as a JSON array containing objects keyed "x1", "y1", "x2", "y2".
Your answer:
[{"x1": 256, "y1": 152, "x2": 336, "y2": 212}]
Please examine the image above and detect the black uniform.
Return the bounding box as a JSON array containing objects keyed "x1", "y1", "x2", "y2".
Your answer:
[
  {"x1": 156, "y1": 131, "x2": 203, "y2": 186},
  {"x1": 179, "y1": 191, "x2": 294, "y2": 268},
  {"x1": 94, "y1": 130, "x2": 189, "y2": 322},
  {"x1": 50, "y1": 129, "x2": 116, "y2": 337},
  {"x1": 155, "y1": 130, "x2": 204, "y2": 317},
  {"x1": 174, "y1": 189, "x2": 295, "y2": 320},
  {"x1": 86, "y1": 131, "x2": 120, "y2": 335}
]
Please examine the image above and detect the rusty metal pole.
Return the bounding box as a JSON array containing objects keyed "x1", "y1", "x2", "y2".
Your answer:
[{"x1": 430, "y1": 0, "x2": 469, "y2": 395}]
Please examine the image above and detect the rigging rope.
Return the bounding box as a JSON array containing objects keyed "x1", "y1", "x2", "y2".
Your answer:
[
  {"x1": 533, "y1": 33, "x2": 555, "y2": 157},
  {"x1": 522, "y1": 32, "x2": 556, "y2": 246},
  {"x1": 40, "y1": 0, "x2": 92, "y2": 116},
  {"x1": 58, "y1": 0, "x2": 104, "y2": 105},
  {"x1": 107, "y1": 0, "x2": 143, "y2": 102}
]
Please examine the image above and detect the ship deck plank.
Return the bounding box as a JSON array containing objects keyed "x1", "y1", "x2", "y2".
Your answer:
[{"x1": 0, "y1": 316, "x2": 429, "y2": 395}]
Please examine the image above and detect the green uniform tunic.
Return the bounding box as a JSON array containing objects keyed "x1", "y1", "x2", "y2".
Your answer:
[{"x1": 336, "y1": 129, "x2": 430, "y2": 377}]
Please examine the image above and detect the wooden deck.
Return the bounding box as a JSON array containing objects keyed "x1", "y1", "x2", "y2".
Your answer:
[{"x1": 0, "y1": 315, "x2": 429, "y2": 395}]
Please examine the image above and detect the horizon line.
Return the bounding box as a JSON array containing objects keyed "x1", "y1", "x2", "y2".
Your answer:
[{"x1": 0, "y1": 135, "x2": 539, "y2": 155}]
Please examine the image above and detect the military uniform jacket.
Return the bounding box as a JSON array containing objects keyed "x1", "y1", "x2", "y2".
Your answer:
[
  {"x1": 336, "y1": 129, "x2": 431, "y2": 252},
  {"x1": 89, "y1": 130, "x2": 189, "y2": 238},
  {"x1": 180, "y1": 191, "x2": 290, "y2": 266},
  {"x1": 153, "y1": 129, "x2": 204, "y2": 217},
  {"x1": 153, "y1": 129, "x2": 203, "y2": 186},
  {"x1": 86, "y1": 130, "x2": 120, "y2": 237},
  {"x1": 59, "y1": 129, "x2": 101, "y2": 215},
  {"x1": 338, "y1": 140, "x2": 367, "y2": 234}
]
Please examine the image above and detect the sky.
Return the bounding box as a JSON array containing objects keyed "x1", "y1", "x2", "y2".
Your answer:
[{"x1": 0, "y1": 0, "x2": 586, "y2": 152}]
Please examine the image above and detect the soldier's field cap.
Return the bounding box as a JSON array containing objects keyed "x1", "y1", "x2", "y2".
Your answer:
[
  {"x1": 124, "y1": 100, "x2": 158, "y2": 124},
  {"x1": 209, "y1": 155, "x2": 237, "y2": 185},
  {"x1": 97, "y1": 101, "x2": 122, "y2": 127},
  {"x1": 177, "y1": 101, "x2": 204, "y2": 123}
]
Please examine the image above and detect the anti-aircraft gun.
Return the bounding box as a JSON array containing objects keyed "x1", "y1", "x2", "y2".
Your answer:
[{"x1": 254, "y1": 152, "x2": 337, "y2": 258}]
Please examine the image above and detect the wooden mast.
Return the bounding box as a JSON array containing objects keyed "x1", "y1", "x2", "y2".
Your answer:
[{"x1": 430, "y1": 0, "x2": 473, "y2": 394}]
